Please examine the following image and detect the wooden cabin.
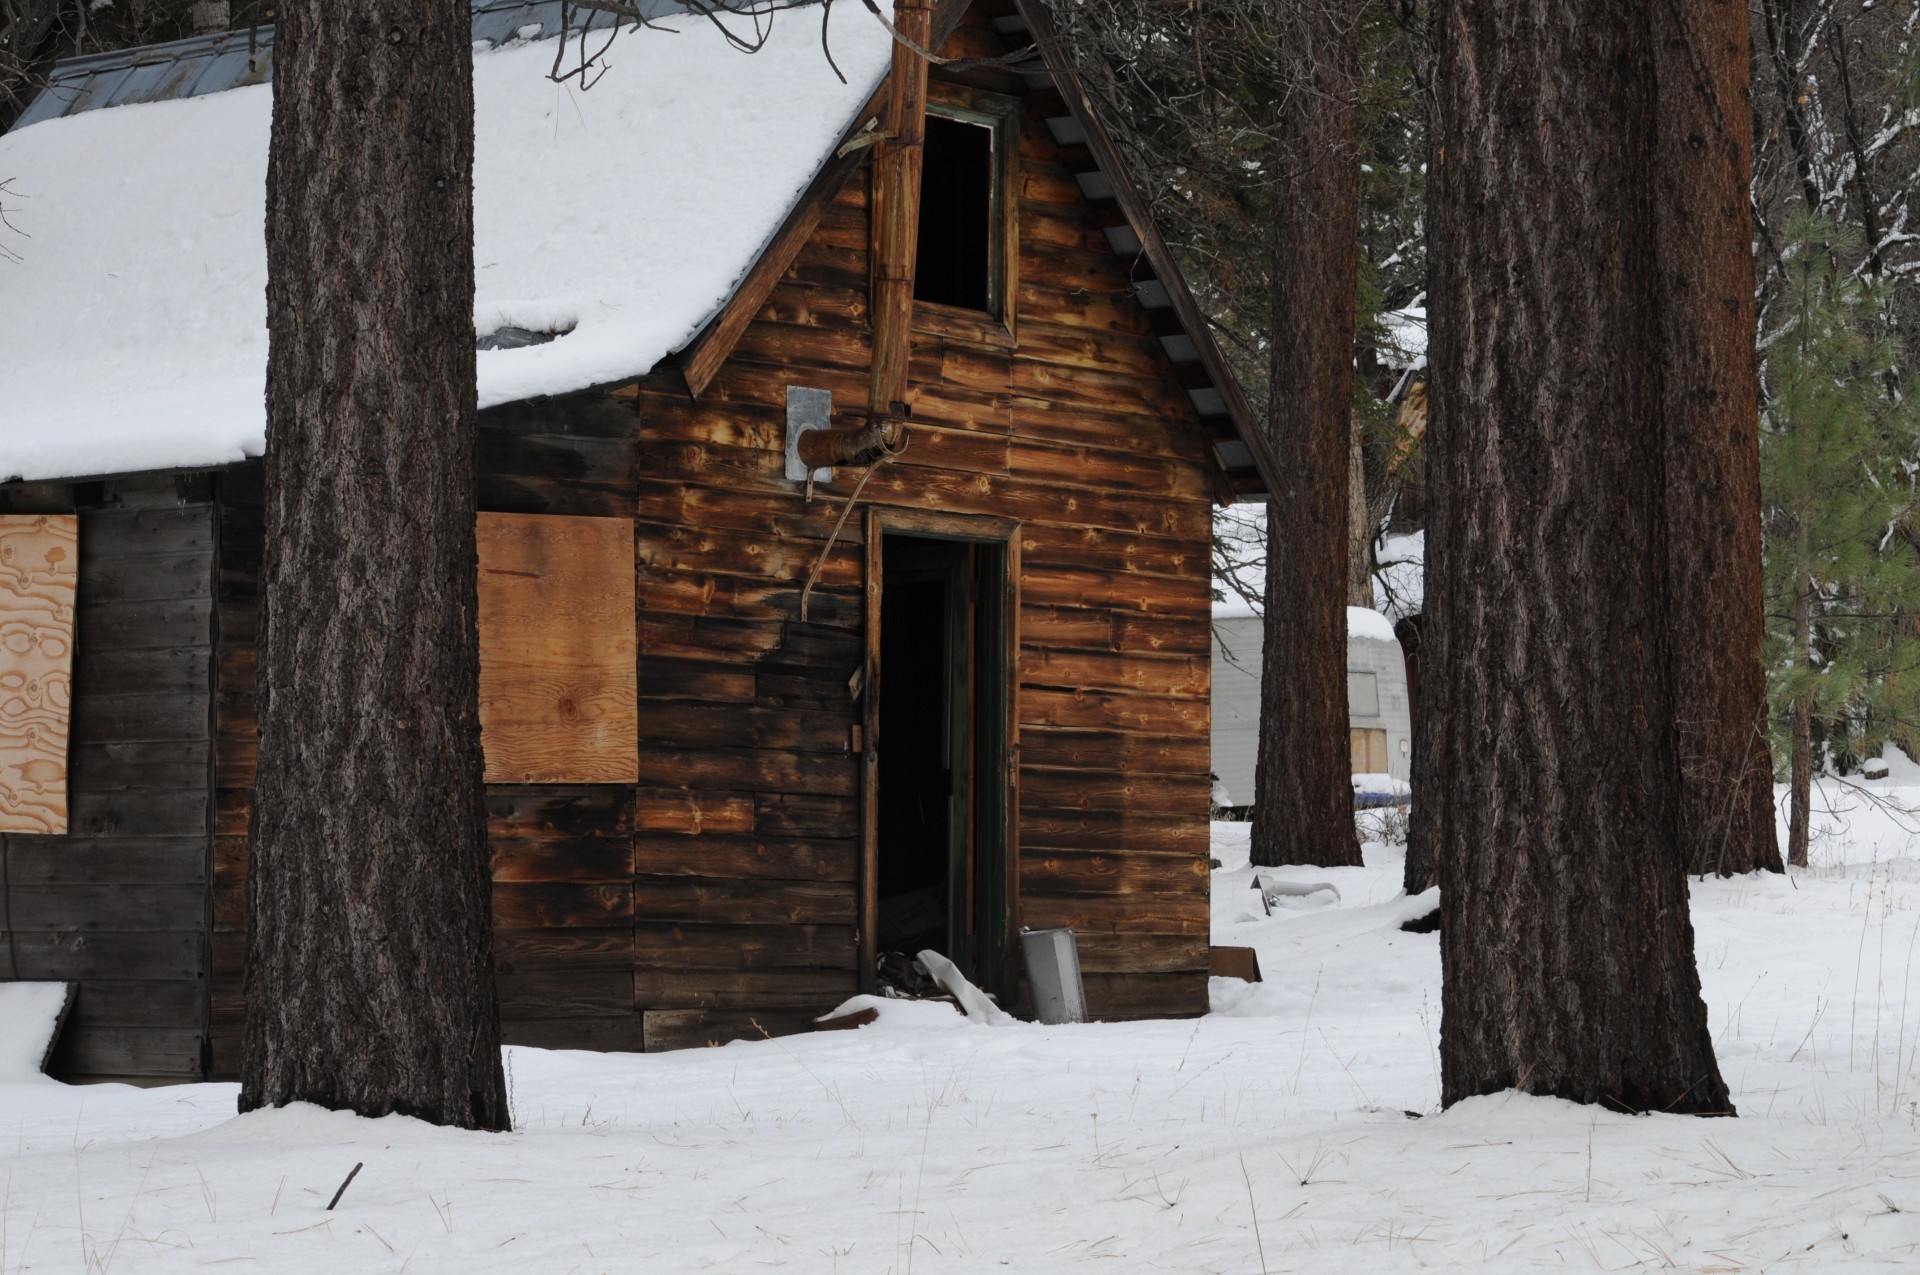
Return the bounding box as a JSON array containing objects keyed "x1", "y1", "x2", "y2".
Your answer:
[{"x1": 0, "y1": 0, "x2": 1279, "y2": 1082}]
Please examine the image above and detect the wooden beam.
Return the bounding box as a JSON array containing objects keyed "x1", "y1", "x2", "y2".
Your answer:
[
  {"x1": 859, "y1": 506, "x2": 883, "y2": 993},
  {"x1": 674, "y1": 90, "x2": 881, "y2": 399},
  {"x1": 674, "y1": 0, "x2": 977, "y2": 401},
  {"x1": 869, "y1": 0, "x2": 933, "y2": 417}
]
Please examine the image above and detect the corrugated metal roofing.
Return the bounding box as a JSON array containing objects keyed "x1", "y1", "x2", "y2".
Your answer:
[{"x1": 11, "y1": 0, "x2": 705, "y2": 130}]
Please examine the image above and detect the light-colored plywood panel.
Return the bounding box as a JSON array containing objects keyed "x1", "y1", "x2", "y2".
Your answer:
[
  {"x1": 1350, "y1": 728, "x2": 1387, "y2": 775},
  {"x1": 0, "y1": 514, "x2": 76, "y2": 834},
  {"x1": 478, "y1": 513, "x2": 638, "y2": 784}
]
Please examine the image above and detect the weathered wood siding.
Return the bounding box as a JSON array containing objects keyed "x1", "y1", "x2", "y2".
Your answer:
[
  {"x1": 209, "y1": 407, "x2": 650, "y2": 1074},
  {"x1": 476, "y1": 512, "x2": 640, "y2": 785},
  {"x1": 614, "y1": 39, "x2": 1216, "y2": 1030},
  {"x1": 211, "y1": 463, "x2": 260, "y2": 1077},
  {"x1": 0, "y1": 476, "x2": 214, "y2": 1081},
  {"x1": 204, "y1": 15, "x2": 1216, "y2": 1063}
]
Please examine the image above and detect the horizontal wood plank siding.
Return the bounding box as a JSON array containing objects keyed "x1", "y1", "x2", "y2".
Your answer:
[
  {"x1": 208, "y1": 463, "x2": 259, "y2": 1076},
  {"x1": 183, "y1": 5, "x2": 1215, "y2": 1067},
  {"x1": 0, "y1": 478, "x2": 215, "y2": 1081},
  {"x1": 210, "y1": 423, "x2": 653, "y2": 1075},
  {"x1": 616, "y1": 18, "x2": 1211, "y2": 1032}
]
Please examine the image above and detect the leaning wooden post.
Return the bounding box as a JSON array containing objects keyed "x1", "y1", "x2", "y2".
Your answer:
[
  {"x1": 869, "y1": 0, "x2": 931, "y2": 420},
  {"x1": 853, "y1": 0, "x2": 929, "y2": 991}
]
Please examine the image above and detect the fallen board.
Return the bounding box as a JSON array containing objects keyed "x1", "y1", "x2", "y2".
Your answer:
[{"x1": 1207, "y1": 945, "x2": 1262, "y2": 983}]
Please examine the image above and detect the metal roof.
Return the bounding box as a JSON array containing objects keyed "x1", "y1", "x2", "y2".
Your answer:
[
  {"x1": 12, "y1": 1, "x2": 710, "y2": 130},
  {"x1": 8, "y1": 0, "x2": 1277, "y2": 500}
]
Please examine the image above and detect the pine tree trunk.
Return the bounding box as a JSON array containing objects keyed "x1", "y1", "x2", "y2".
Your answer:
[
  {"x1": 1347, "y1": 422, "x2": 1373, "y2": 607},
  {"x1": 1250, "y1": 0, "x2": 1364, "y2": 870},
  {"x1": 1397, "y1": 613, "x2": 1435, "y2": 895},
  {"x1": 242, "y1": 0, "x2": 509, "y2": 1130},
  {"x1": 1788, "y1": 531, "x2": 1813, "y2": 868},
  {"x1": 1655, "y1": 0, "x2": 1783, "y2": 878},
  {"x1": 1429, "y1": 0, "x2": 1731, "y2": 1114}
]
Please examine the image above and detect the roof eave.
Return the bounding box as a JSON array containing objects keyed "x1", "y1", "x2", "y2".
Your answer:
[{"x1": 1009, "y1": 0, "x2": 1280, "y2": 503}]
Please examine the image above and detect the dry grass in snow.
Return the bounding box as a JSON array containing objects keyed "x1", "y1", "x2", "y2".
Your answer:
[{"x1": 6, "y1": 779, "x2": 1920, "y2": 1271}]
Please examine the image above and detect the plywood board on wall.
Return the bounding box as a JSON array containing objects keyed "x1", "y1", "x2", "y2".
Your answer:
[
  {"x1": 477, "y1": 512, "x2": 638, "y2": 784},
  {"x1": 0, "y1": 515, "x2": 77, "y2": 834},
  {"x1": 1349, "y1": 728, "x2": 1387, "y2": 775}
]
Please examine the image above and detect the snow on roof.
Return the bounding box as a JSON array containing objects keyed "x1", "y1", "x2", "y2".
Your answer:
[
  {"x1": 1347, "y1": 606, "x2": 1397, "y2": 643},
  {"x1": 0, "y1": 8, "x2": 892, "y2": 482}
]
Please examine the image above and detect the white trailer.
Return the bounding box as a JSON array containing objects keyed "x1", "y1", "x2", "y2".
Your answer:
[{"x1": 1210, "y1": 607, "x2": 1413, "y2": 812}]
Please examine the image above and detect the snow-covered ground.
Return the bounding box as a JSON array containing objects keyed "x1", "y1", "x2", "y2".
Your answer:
[{"x1": 7, "y1": 781, "x2": 1920, "y2": 1272}]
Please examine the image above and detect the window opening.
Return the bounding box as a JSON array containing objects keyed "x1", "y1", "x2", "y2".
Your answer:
[
  {"x1": 1347, "y1": 669, "x2": 1380, "y2": 717},
  {"x1": 915, "y1": 115, "x2": 995, "y2": 312}
]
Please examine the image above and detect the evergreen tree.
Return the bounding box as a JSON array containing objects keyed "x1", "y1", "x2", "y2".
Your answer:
[
  {"x1": 1043, "y1": 2, "x2": 1429, "y2": 605},
  {"x1": 1653, "y1": 0, "x2": 1781, "y2": 881},
  {"x1": 1753, "y1": 1, "x2": 1920, "y2": 387},
  {"x1": 1428, "y1": 0, "x2": 1733, "y2": 1114},
  {"x1": 242, "y1": 0, "x2": 509, "y2": 1130},
  {"x1": 1763, "y1": 216, "x2": 1920, "y2": 869},
  {"x1": 1251, "y1": 0, "x2": 1365, "y2": 871}
]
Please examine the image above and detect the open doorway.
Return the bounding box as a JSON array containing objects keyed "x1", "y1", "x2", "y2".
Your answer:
[{"x1": 870, "y1": 527, "x2": 1012, "y2": 995}]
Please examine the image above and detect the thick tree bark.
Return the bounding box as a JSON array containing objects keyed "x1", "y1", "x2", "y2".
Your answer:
[
  {"x1": 242, "y1": 0, "x2": 509, "y2": 1130},
  {"x1": 1428, "y1": 0, "x2": 1731, "y2": 1114},
  {"x1": 1656, "y1": 0, "x2": 1783, "y2": 878},
  {"x1": 1250, "y1": 0, "x2": 1364, "y2": 870}
]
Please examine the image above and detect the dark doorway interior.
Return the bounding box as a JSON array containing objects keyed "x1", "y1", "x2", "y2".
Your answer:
[{"x1": 875, "y1": 534, "x2": 1008, "y2": 990}]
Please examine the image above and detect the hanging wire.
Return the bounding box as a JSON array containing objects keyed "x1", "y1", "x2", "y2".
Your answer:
[{"x1": 798, "y1": 427, "x2": 910, "y2": 622}]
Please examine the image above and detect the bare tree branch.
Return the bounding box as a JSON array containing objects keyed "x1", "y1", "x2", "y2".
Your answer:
[{"x1": 547, "y1": 0, "x2": 1040, "y2": 90}]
